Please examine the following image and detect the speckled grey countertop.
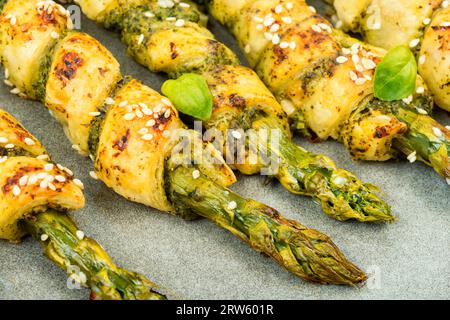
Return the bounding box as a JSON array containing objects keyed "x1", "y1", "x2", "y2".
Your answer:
[{"x1": 0, "y1": 2, "x2": 449, "y2": 300}]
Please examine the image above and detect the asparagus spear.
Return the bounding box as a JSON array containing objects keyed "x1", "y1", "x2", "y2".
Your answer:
[
  {"x1": 24, "y1": 210, "x2": 167, "y2": 300},
  {"x1": 167, "y1": 165, "x2": 367, "y2": 285},
  {"x1": 63, "y1": 0, "x2": 393, "y2": 222}
]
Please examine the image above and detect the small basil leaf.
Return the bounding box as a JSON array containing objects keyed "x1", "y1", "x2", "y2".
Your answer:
[
  {"x1": 161, "y1": 73, "x2": 213, "y2": 121},
  {"x1": 374, "y1": 45, "x2": 417, "y2": 101}
]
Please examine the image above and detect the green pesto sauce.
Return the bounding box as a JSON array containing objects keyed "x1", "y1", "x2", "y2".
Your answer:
[
  {"x1": 87, "y1": 77, "x2": 133, "y2": 156},
  {"x1": 0, "y1": 0, "x2": 7, "y2": 12},
  {"x1": 32, "y1": 31, "x2": 72, "y2": 103},
  {"x1": 0, "y1": 145, "x2": 33, "y2": 158}
]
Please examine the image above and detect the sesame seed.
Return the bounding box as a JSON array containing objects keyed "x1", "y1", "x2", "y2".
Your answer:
[
  {"x1": 144, "y1": 11, "x2": 154, "y2": 17},
  {"x1": 254, "y1": 17, "x2": 263, "y2": 23},
  {"x1": 355, "y1": 78, "x2": 367, "y2": 85},
  {"x1": 281, "y1": 16, "x2": 292, "y2": 24},
  {"x1": 244, "y1": 44, "x2": 251, "y2": 53},
  {"x1": 138, "y1": 128, "x2": 149, "y2": 135},
  {"x1": 4, "y1": 68, "x2": 9, "y2": 79},
  {"x1": 76, "y1": 230, "x2": 85, "y2": 240},
  {"x1": 289, "y1": 41, "x2": 296, "y2": 49},
  {"x1": 146, "y1": 119, "x2": 156, "y2": 127},
  {"x1": 65, "y1": 168, "x2": 74, "y2": 176},
  {"x1": 44, "y1": 163, "x2": 54, "y2": 171},
  {"x1": 272, "y1": 34, "x2": 280, "y2": 44},
  {"x1": 89, "y1": 171, "x2": 98, "y2": 180},
  {"x1": 142, "y1": 133, "x2": 154, "y2": 141},
  {"x1": 403, "y1": 95, "x2": 413, "y2": 104},
  {"x1": 286, "y1": 2, "x2": 293, "y2": 10},
  {"x1": 175, "y1": 19, "x2": 185, "y2": 27},
  {"x1": 50, "y1": 31, "x2": 59, "y2": 39},
  {"x1": 446, "y1": 178, "x2": 450, "y2": 186},
  {"x1": 192, "y1": 170, "x2": 200, "y2": 179},
  {"x1": 409, "y1": 38, "x2": 420, "y2": 48},
  {"x1": 164, "y1": 109, "x2": 171, "y2": 118},
  {"x1": 432, "y1": 127, "x2": 443, "y2": 138},
  {"x1": 318, "y1": 23, "x2": 331, "y2": 32},
  {"x1": 440, "y1": 22, "x2": 450, "y2": 27},
  {"x1": 135, "y1": 109, "x2": 144, "y2": 118},
  {"x1": 417, "y1": 108, "x2": 428, "y2": 114},
  {"x1": 72, "y1": 144, "x2": 81, "y2": 152},
  {"x1": 335, "y1": 20, "x2": 343, "y2": 28},
  {"x1": 45, "y1": 175, "x2": 54, "y2": 182},
  {"x1": 5, "y1": 143, "x2": 14, "y2": 149},
  {"x1": 336, "y1": 56, "x2": 348, "y2": 63},
  {"x1": 0, "y1": 156, "x2": 7, "y2": 163},
  {"x1": 416, "y1": 87, "x2": 425, "y2": 94},
  {"x1": 280, "y1": 41, "x2": 289, "y2": 49},
  {"x1": 166, "y1": 17, "x2": 176, "y2": 22},
  {"x1": 4, "y1": 79, "x2": 13, "y2": 87},
  {"x1": 232, "y1": 131, "x2": 242, "y2": 139},
  {"x1": 40, "y1": 179, "x2": 48, "y2": 189},
  {"x1": 407, "y1": 151, "x2": 417, "y2": 163},
  {"x1": 227, "y1": 201, "x2": 237, "y2": 210},
  {"x1": 137, "y1": 34, "x2": 145, "y2": 45},
  {"x1": 311, "y1": 24, "x2": 321, "y2": 33},
  {"x1": 19, "y1": 175, "x2": 28, "y2": 186},
  {"x1": 349, "y1": 71, "x2": 358, "y2": 81},
  {"x1": 446, "y1": 126, "x2": 450, "y2": 130},
  {"x1": 270, "y1": 23, "x2": 280, "y2": 33},
  {"x1": 158, "y1": 124, "x2": 164, "y2": 131},
  {"x1": 40, "y1": 234, "x2": 49, "y2": 241},
  {"x1": 423, "y1": 18, "x2": 431, "y2": 25},
  {"x1": 28, "y1": 175, "x2": 38, "y2": 185},
  {"x1": 37, "y1": 172, "x2": 47, "y2": 180},
  {"x1": 419, "y1": 55, "x2": 426, "y2": 65},
  {"x1": 24, "y1": 137, "x2": 35, "y2": 145},
  {"x1": 89, "y1": 111, "x2": 101, "y2": 116},
  {"x1": 162, "y1": 130, "x2": 170, "y2": 138},
  {"x1": 55, "y1": 175, "x2": 66, "y2": 182},
  {"x1": 10, "y1": 88, "x2": 20, "y2": 95},
  {"x1": 48, "y1": 182, "x2": 56, "y2": 191},
  {"x1": 334, "y1": 176, "x2": 347, "y2": 185},
  {"x1": 264, "y1": 16, "x2": 275, "y2": 27},
  {"x1": 119, "y1": 100, "x2": 128, "y2": 107},
  {"x1": 10, "y1": 15, "x2": 16, "y2": 25},
  {"x1": 256, "y1": 24, "x2": 264, "y2": 31},
  {"x1": 443, "y1": 1, "x2": 449, "y2": 8},
  {"x1": 361, "y1": 58, "x2": 376, "y2": 70},
  {"x1": 275, "y1": 4, "x2": 283, "y2": 14},
  {"x1": 309, "y1": 6, "x2": 316, "y2": 13},
  {"x1": 73, "y1": 179, "x2": 84, "y2": 189},
  {"x1": 161, "y1": 97, "x2": 171, "y2": 106},
  {"x1": 0, "y1": 136, "x2": 9, "y2": 143},
  {"x1": 179, "y1": 3, "x2": 190, "y2": 8},
  {"x1": 264, "y1": 32, "x2": 273, "y2": 41},
  {"x1": 124, "y1": 113, "x2": 135, "y2": 121},
  {"x1": 105, "y1": 97, "x2": 115, "y2": 105}
]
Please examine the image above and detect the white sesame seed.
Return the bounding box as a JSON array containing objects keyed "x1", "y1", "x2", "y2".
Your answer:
[
  {"x1": 76, "y1": 230, "x2": 85, "y2": 240},
  {"x1": 270, "y1": 23, "x2": 280, "y2": 33},
  {"x1": 443, "y1": 1, "x2": 449, "y2": 8},
  {"x1": 311, "y1": 24, "x2": 321, "y2": 33},
  {"x1": 334, "y1": 176, "x2": 347, "y2": 185},
  {"x1": 158, "y1": 124, "x2": 164, "y2": 131},
  {"x1": 50, "y1": 31, "x2": 59, "y2": 39},
  {"x1": 44, "y1": 163, "x2": 54, "y2": 171},
  {"x1": 24, "y1": 137, "x2": 35, "y2": 146},
  {"x1": 119, "y1": 100, "x2": 128, "y2": 107},
  {"x1": 0, "y1": 156, "x2": 7, "y2": 164},
  {"x1": 164, "y1": 109, "x2": 171, "y2": 118},
  {"x1": 318, "y1": 23, "x2": 331, "y2": 32},
  {"x1": 361, "y1": 58, "x2": 376, "y2": 70},
  {"x1": 423, "y1": 18, "x2": 431, "y2": 25},
  {"x1": 256, "y1": 24, "x2": 264, "y2": 31},
  {"x1": 73, "y1": 179, "x2": 84, "y2": 189},
  {"x1": 254, "y1": 17, "x2": 263, "y2": 23},
  {"x1": 166, "y1": 17, "x2": 176, "y2": 22},
  {"x1": 407, "y1": 151, "x2": 417, "y2": 163},
  {"x1": 417, "y1": 108, "x2": 428, "y2": 114},
  {"x1": 10, "y1": 15, "x2": 16, "y2": 25},
  {"x1": 336, "y1": 56, "x2": 348, "y2": 64},
  {"x1": 5, "y1": 143, "x2": 14, "y2": 149},
  {"x1": 4, "y1": 68, "x2": 9, "y2": 79},
  {"x1": 146, "y1": 119, "x2": 156, "y2": 127},
  {"x1": 37, "y1": 172, "x2": 47, "y2": 180},
  {"x1": 48, "y1": 182, "x2": 56, "y2": 191},
  {"x1": 0, "y1": 136, "x2": 9, "y2": 143},
  {"x1": 286, "y1": 2, "x2": 293, "y2": 10},
  {"x1": 89, "y1": 171, "x2": 98, "y2": 180},
  {"x1": 64, "y1": 167, "x2": 74, "y2": 176},
  {"x1": 264, "y1": 32, "x2": 273, "y2": 41},
  {"x1": 19, "y1": 175, "x2": 28, "y2": 186},
  {"x1": 446, "y1": 178, "x2": 450, "y2": 186},
  {"x1": 4, "y1": 79, "x2": 13, "y2": 87},
  {"x1": 281, "y1": 16, "x2": 292, "y2": 24},
  {"x1": 144, "y1": 11, "x2": 154, "y2": 17},
  {"x1": 89, "y1": 111, "x2": 101, "y2": 117},
  {"x1": 137, "y1": 34, "x2": 145, "y2": 45},
  {"x1": 10, "y1": 88, "x2": 20, "y2": 95},
  {"x1": 409, "y1": 38, "x2": 420, "y2": 48},
  {"x1": 40, "y1": 179, "x2": 48, "y2": 189},
  {"x1": 349, "y1": 71, "x2": 358, "y2": 81},
  {"x1": 175, "y1": 19, "x2": 185, "y2": 27},
  {"x1": 419, "y1": 55, "x2": 426, "y2": 65},
  {"x1": 335, "y1": 20, "x2": 343, "y2": 28},
  {"x1": 45, "y1": 175, "x2": 54, "y2": 182},
  {"x1": 161, "y1": 98, "x2": 171, "y2": 106},
  {"x1": 416, "y1": 86, "x2": 425, "y2": 94},
  {"x1": 232, "y1": 131, "x2": 242, "y2": 139},
  {"x1": 105, "y1": 97, "x2": 115, "y2": 105},
  {"x1": 55, "y1": 175, "x2": 66, "y2": 182},
  {"x1": 440, "y1": 22, "x2": 450, "y2": 27},
  {"x1": 272, "y1": 33, "x2": 280, "y2": 44},
  {"x1": 124, "y1": 113, "x2": 135, "y2": 121},
  {"x1": 309, "y1": 6, "x2": 316, "y2": 13},
  {"x1": 138, "y1": 128, "x2": 149, "y2": 135},
  {"x1": 227, "y1": 201, "x2": 237, "y2": 210},
  {"x1": 275, "y1": 4, "x2": 283, "y2": 14},
  {"x1": 135, "y1": 109, "x2": 144, "y2": 118},
  {"x1": 72, "y1": 144, "x2": 81, "y2": 152},
  {"x1": 28, "y1": 175, "x2": 38, "y2": 185},
  {"x1": 289, "y1": 41, "x2": 296, "y2": 49},
  {"x1": 403, "y1": 95, "x2": 413, "y2": 104},
  {"x1": 355, "y1": 78, "x2": 367, "y2": 85},
  {"x1": 142, "y1": 133, "x2": 154, "y2": 141},
  {"x1": 432, "y1": 127, "x2": 443, "y2": 138},
  {"x1": 244, "y1": 44, "x2": 251, "y2": 53},
  {"x1": 446, "y1": 126, "x2": 450, "y2": 130},
  {"x1": 40, "y1": 234, "x2": 49, "y2": 241},
  {"x1": 179, "y1": 3, "x2": 190, "y2": 8},
  {"x1": 264, "y1": 16, "x2": 275, "y2": 27},
  {"x1": 37, "y1": 154, "x2": 49, "y2": 161},
  {"x1": 280, "y1": 41, "x2": 289, "y2": 49},
  {"x1": 192, "y1": 170, "x2": 200, "y2": 179}
]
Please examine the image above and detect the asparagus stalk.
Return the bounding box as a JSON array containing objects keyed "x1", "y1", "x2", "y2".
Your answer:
[
  {"x1": 24, "y1": 210, "x2": 167, "y2": 300},
  {"x1": 252, "y1": 116, "x2": 393, "y2": 222},
  {"x1": 166, "y1": 165, "x2": 367, "y2": 285},
  {"x1": 62, "y1": 0, "x2": 393, "y2": 222}
]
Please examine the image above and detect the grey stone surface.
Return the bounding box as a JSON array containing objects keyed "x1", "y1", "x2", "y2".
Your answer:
[{"x1": 0, "y1": 4, "x2": 449, "y2": 300}]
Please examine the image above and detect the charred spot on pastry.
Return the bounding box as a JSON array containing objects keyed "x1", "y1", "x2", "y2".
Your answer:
[
  {"x1": 169, "y1": 42, "x2": 178, "y2": 59},
  {"x1": 55, "y1": 52, "x2": 84, "y2": 85},
  {"x1": 113, "y1": 129, "x2": 130, "y2": 152},
  {"x1": 2, "y1": 166, "x2": 39, "y2": 193},
  {"x1": 228, "y1": 94, "x2": 246, "y2": 109}
]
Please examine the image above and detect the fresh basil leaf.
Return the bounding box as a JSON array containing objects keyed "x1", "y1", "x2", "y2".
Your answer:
[
  {"x1": 161, "y1": 73, "x2": 213, "y2": 121},
  {"x1": 374, "y1": 45, "x2": 417, "y2": 101}
]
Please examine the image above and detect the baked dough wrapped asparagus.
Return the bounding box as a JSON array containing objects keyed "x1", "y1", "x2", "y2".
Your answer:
[
  {"x1": 327, "y1": 0, "x2": 450, "y2": 112},
  {"x1": 188, "y1": 0, "x2": 449, "y2": 182},
  {"x1": 61, "y1": 0, "x2": 394, "y2": 222},
  {"x1": 0, "y1": 0, "x2": 367, "y2": 285},
  {"x1": 0, "y1": 108, "x2": 166, "y2": 300}
]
